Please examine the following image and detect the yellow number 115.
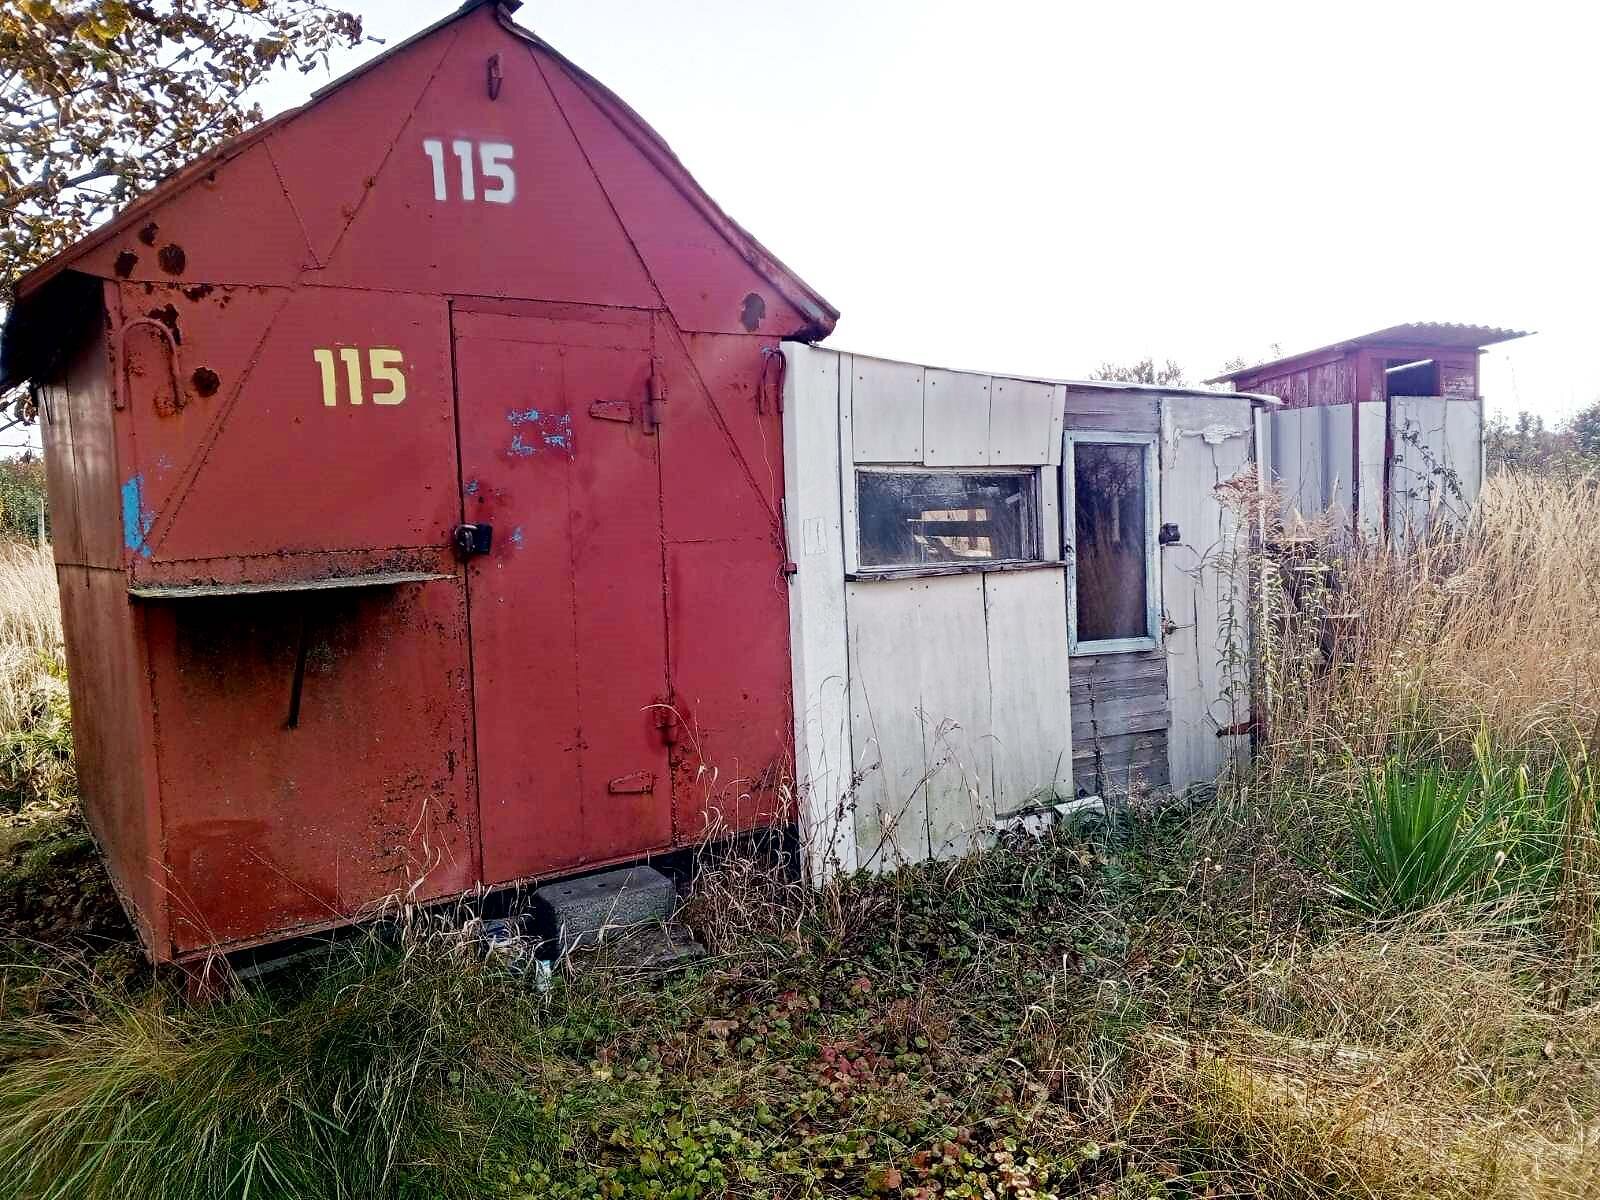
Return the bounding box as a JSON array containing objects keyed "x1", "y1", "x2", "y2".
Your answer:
[{"x1": 313, "y1": 347, "x2": 407, "y2": 407}]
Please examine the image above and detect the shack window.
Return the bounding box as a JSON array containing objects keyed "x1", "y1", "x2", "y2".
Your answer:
[
  {"x1": 1067, "y1": 436, "x2": 1157, "y2": 652},
  {"x1": 857, "y1": 469, "x2": 1038, "y2": 570}
]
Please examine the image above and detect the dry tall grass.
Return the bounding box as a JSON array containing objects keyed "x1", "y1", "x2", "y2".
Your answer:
[
  {"x1": 0, "y1": 543, "x2": 69, "y2": 812},
  {"x1": 1260, "y1": 472, "x2": 1600, "y2": 775}
]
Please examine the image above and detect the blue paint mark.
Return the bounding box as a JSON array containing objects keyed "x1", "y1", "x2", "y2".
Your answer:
[
  {"x1": 120, "y1": 475, "x2": 153, "y2": 557},
  {"x1": 505, "y1": 408, "x2": 574, "y2": 460},
  {"x1": 464, "y1": 478, "x2": 481, "y2": 495},
  {"x1": 510, "y1": 525, "x2": 525, "y2": 548}
]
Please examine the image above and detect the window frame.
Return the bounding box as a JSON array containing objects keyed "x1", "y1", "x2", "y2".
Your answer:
[
  {"x1": 1063, "y1": 431, "x2": 1161, "y2": 655},
  {"x1": 850, "y1": 465, "x2": 1044, "y2": 580}
]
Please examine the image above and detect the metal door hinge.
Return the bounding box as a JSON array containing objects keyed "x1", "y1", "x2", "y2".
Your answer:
[
  {"x1": 655, "y1": 703, "x2": 680, "y2": 745},
  {"x1": 643, "y1": 362, "x2": 666, "y2": 433}
]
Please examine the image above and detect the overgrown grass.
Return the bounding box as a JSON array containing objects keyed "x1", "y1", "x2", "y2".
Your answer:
[
  {"x1": 0, "y1": 474, "x2": 1598, "y2": 1198},
  {"x1": 0, "y1": 543, "x2": 71, "y2": 813}
]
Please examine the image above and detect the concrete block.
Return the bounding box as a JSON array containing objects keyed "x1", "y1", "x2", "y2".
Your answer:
[{"x1": 533, "y1": 865, "x2": 677, "y2": 948}]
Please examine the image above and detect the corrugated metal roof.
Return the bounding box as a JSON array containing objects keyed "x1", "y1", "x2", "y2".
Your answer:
[{"x1": 1206, "y1": 322, "x2": 1533, "y2": 384}]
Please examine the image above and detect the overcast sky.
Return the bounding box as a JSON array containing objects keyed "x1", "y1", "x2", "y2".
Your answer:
[{"x1": 253, "y1": 0, "x2": 1599, "y2": 421}]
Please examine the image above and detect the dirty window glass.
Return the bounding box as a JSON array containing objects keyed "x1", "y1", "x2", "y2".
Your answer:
[
  {"x1": 1072, "y1": 442, "x2": 1150, "y2": 643},
  {"x1": 857, "y1": 470, "x2": 1036, "y2": 569}
]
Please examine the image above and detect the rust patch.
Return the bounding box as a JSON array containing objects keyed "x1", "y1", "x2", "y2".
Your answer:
[
  {"x1": 157, "y1": 243, "x2": 188, "y2": 275},
  {"x1": 114, "y1": 250, "x2": 138, "y2": 278},
  {"x1": 181, "y1": 283, "x2": 215, "y2": 302},
  {"x1": 146, "y1": 304, "x2": 181, "y2": 345},
  {"x1": 190, "y1": 367, "x2": 221, "y2": 398},
  {"x1": 739, "y1": 291, "x2": 766, "y2": 332},
  {"x1": 137, "y1": 222, "x2": 159, "y2": 246}
]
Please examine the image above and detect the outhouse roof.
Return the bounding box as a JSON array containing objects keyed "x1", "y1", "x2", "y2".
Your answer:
[{"x1": 1205, "y1": 322, "x2": 1532, "y2": 384}]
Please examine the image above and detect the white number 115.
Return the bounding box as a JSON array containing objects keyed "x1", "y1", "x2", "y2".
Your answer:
[{"x1": 422, "y1": 138, "x2": 515, "y2": 204}]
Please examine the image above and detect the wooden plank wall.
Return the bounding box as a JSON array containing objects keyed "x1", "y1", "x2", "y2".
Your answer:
[
  {"x1": 1061, "y1": 388, "x2": 1167, "y2": 798},
  {"x1": 1068, "y1": 649, "x2": 1169, "y2": 797}
]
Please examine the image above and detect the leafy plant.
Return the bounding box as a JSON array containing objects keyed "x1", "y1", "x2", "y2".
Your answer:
[{"x1": 1331, "y1": 759, "x2": 1498, "y2": 917}]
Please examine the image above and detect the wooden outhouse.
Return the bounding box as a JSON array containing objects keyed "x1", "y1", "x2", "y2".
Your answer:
[{"x1": 1210, "y1": 323, "x2": 1529, "y2": 539}]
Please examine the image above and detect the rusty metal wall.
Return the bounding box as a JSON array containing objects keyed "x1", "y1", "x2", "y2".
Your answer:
[{"x1": 29, "y1": 1, "x2": 831, "y2": 962}]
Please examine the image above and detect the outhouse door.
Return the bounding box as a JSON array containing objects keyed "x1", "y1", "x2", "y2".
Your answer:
[{"x1": 452, "y1": 304, "x2": 672, "y2": 883}]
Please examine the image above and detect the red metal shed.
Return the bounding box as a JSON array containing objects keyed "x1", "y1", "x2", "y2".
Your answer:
[{"x1": 0, "y1": 0, "x2": 836, "y2": 964}]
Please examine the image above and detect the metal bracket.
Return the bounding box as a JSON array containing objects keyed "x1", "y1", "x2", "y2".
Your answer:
[
  {"x1": 589, "y1": 398, "x2": 633, "y2": 424},
  {"x1": 607, "y1": 771, "x2": 655, "y2": 795}
]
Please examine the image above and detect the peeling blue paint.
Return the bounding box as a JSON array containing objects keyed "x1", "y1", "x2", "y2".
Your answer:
[
  {"x1": 464, "y1": 478, "x2": 481, "y2": 495},
  {"x1": 510, "y1": 525, "x2": 525, "y2": 548},
  {"x1": 503, "y1": 408, "x2": 574, "y2": 460},
  {"x1": 120, "y1": 475, "x2": 153, "y2": 558}
]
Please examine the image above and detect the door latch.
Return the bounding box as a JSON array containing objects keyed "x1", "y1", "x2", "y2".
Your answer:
[
  {"x1": 453, "y1": 523, "x2": 493, "y2": 557},
  {"x1": 1159, "y1": 522, "x2": 1181, "y2": 545}
]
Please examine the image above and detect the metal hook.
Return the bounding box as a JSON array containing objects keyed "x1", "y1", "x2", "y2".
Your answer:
[{"x1": 114, "y1": 316, "x2": 183, "y2": 413}]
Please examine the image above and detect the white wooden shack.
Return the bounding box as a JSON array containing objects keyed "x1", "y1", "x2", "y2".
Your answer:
[{"x1": 781, "y1": 345, "x2": 1278, "y2": 874}]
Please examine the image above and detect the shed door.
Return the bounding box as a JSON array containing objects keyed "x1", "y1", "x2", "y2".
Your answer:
[{"x1": 452, "y1": 307, "x2": 670, "y2": 882}]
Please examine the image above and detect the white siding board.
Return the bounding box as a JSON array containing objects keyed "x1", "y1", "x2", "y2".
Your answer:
[
  {"x1": 846, "y1": 579, "x2": 932, "y2": 869},
  {"x1": 1039, "y1": 464, "x2": 1061, "y2": 563},
  {"x1": 838, "y1": 356, "x2": 860, "y2": 573},
  {"x1": 923, "y1": 369, "x2": 991, "y2": 466},
  {"x1": 850, "y1": 356, "x2": 924, "y2": 464},
  {"x1": 781, "y1": 345, "x2": 855, "y2": 877},
  {"x1": 984, "y1": 569, "x2": 1073, "y2": 816},
  {"x1": 1446, "y1": 398, "x2": 1484, "y2": 513},
  {"x1": 1046, "y1": 385, "x2": 1067, "y2": 466},
  {"x1": 1356, "y1": 400, "x2": 1386, "y2": 539},
  {"x1": 1161, "y1": 395, "x2": 1253, "y2": 794},
  {"x1": 989, "y1": 377, "x2": 1055, "y2": 465},
  {"x1": 1322, "y1": 403, "x2": 1354, "y2": 527},
  {"x1": 1389, "y1": 396, "x2": 1480, "y2": 542},
  {"x1": 915, "y1": 574, "x2": 994, "y2": 860}
]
